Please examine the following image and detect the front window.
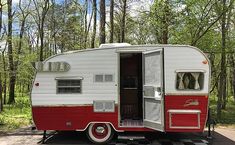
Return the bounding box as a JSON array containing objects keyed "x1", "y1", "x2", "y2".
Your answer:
[
  {"x1": 57, "y1": 79, "x2": 81, "y2": 94},
  {"x1": 176, "y1": 72, "x2": 204, "y2": 90}
]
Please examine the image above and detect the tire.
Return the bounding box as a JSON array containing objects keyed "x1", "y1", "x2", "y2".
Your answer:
[{"x1": 87, "y1": 123, "x2": 114, "y2": 144}]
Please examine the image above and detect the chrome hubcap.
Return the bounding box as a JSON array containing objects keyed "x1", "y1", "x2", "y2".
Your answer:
[{"x1": 95, "y1": 126, "x2": 105, "y2": 134}]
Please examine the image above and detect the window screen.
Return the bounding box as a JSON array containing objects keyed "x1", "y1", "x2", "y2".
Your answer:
[
  {"x1": 57, "y1": 79, "x2": 81, "y2": 94},
  {"x1": 176, "y1": 72, "x2": 204, "y2": 90}
]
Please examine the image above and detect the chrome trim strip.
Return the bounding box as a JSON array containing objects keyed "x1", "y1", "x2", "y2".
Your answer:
[
  {"x1": 175, "y1": 69, "x2": 206, "y2": 73},
  {"x1": 165, "y1": 93, "x2": 208, "y2": 96},
  {"x1": 32, "y1": 104, "x2": 118, "y2": 107},
  {"x1": 75, "y1": 122, "x2": 124, "y2": 132}
]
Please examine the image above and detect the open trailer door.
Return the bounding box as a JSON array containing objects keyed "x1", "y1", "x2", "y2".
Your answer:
[{"x1": 143, "y1": 49, "x2": 164, "y2": 131}]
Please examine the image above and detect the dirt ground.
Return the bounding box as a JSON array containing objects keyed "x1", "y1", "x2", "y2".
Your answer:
[{"x1": 0, "y1": 126, "x2": 234, "y2": 145}]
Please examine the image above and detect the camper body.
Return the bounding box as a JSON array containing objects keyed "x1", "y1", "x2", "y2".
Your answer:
[{"x1": 31, "y1": 44, "x2": 210, "y2": 143}]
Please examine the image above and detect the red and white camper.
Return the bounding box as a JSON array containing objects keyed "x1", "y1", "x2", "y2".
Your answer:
[{"x1": 31, "y1": 44, "x2": 210, "y2": 144}]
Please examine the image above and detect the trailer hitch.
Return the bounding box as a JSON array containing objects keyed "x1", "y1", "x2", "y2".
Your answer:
[{"x1": 207, "y1": 108, "x2": 216, "y2": 139}]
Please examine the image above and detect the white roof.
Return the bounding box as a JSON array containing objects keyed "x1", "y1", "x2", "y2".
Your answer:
[{"x1": 99, "y1": 43, "x2": 131, "y2": 48}]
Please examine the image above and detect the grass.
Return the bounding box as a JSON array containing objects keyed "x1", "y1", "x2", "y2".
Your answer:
[
  {"x1": 209, "y1": 95, "x2": 235, "y2": 125},
  {"x1": 0, "y1": 95, "x2": 32, "y2": 132}
]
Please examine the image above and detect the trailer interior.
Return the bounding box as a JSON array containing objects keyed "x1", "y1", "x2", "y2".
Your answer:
[{"x1": 120, "y1": 53, "x2": 143, "y2": 127}]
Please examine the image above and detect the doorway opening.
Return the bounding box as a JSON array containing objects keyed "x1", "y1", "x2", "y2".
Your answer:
[{"x1": 119, "y1": 53, "x2": 143, "y2": 127}]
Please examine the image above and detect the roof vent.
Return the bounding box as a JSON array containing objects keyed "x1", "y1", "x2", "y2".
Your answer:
[{"x1": 99, "y1": 43, "x2": 131, "y2": 48}]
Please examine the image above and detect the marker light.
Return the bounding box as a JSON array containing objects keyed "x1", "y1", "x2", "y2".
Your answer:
[{"x1": 202, "y1": 60, "x2": 208, "y2": 64}]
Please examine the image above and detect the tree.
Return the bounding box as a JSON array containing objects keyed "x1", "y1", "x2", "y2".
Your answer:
[
  {"x1": 120, "y1": 0, "x2": 127, "y2": 42},
  {"x1": 99, "y1": 0, "x2": 105, "y2": 44},
  {"x1": 0, "y1": 71, "x2": 2, "y2": 112},
  {"x1": 109, "y1": 0, "x2": 114, "y2": 43},
  {"x1": 217, "y1": 0, "x2": 234, "y2": 117},
  {"x1": 150, "y1": 0, "x2": 172, "y2": 44},
  {"x1": 0, "y1": 0, "x2": 3, "y2": 111},
  {"x1": 32, "y1": 0, "x2": 50, "y2": 61},
  {"x1": 1, "y1": 40, "x2": 7, "y2": 105},
  {"x1": 15, "y1": 0, "x2": 31, "y2": 74},
  {"x1": 7, "y1": 0, "x2": 15, "y2": 104},
  {"x1": 91, "y1": 0, "x2": 97, "y2": 48}
]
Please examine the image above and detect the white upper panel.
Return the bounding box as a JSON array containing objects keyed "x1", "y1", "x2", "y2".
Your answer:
[
  {"x1": 163, "y1": 46, "x2": 210, "y2": 95},
  {"x1": 31, "y1": 48, "x2": 118, "y2": 106},
  {"x1": 31, "y1": 45, "x2": 210, "y2": 106}
]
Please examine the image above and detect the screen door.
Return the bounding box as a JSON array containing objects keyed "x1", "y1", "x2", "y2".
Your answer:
[{"x1": 143, "y1": 49, "x2": 164, "y2": 131}]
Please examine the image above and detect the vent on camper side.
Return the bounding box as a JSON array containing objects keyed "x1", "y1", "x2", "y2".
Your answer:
[{"x1": 93, "y1": 101, "x2": 115, "y2": 112}]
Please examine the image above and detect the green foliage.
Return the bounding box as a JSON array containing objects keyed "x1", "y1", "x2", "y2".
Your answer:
[
  {"x1": 210, "y1": 96, "x2": 235, "y2": 124},
  {"x1": 0, "y1": 0, "x2": 234, "y2": 133},
  {"x1": 0, "y1": 96, "x2": 32, "y2": 131}
]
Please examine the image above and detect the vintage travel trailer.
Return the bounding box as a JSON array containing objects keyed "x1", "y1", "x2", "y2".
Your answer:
[{"x1": 31, "y1": 44, "x2": 210, "y2": 144}]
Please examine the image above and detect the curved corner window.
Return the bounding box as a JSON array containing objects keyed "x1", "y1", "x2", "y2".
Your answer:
[{"x1": 176, "y1": 72, "x2": 204, "y2": 90}]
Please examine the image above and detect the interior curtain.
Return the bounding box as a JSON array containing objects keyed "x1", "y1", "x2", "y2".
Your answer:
[
  {"x1": 178, "y1": 72, "x2": 185, "y2": 89},
  {"x1": 184, "y1": 75, "x2": 190, "y2": 89},
  {"x1": 191, "y1": 72, "x2": 200, "y2": 89}
]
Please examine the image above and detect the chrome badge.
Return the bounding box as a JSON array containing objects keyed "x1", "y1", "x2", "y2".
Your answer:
[{"x1": 184, "y1": 99, "x2": 199, "y2": 107}]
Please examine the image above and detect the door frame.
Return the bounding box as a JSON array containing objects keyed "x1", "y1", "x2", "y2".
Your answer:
[{"x1": 117, "y1": 51, "x2": 143, "y2": 128}]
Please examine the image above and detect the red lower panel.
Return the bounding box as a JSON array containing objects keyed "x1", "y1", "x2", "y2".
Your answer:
[
  {"x1": 171, "y1": 114, "x2": 198, "y2": 127},
  {"x1": 32, "y1": 106, "x2": 117, "y2": 131},
  {"x1": 165, "y1": 95, "x2": 208, "y2": 132},
  {"x1": 32, "y1": 106, "x2": 151, "y2": 132}
]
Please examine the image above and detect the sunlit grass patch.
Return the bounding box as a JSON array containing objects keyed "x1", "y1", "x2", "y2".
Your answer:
[{"x1": 0, "y1": 96, "x2": 32, "y2": 132}]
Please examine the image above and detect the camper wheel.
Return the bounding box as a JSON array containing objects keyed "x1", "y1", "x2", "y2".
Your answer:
[{"x1": 87, "y1": 123, "x2": 114, "y2": 144}]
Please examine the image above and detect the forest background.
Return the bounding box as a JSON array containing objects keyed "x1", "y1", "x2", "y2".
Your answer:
[{"x1": 0, "y1": 0, "x2": 235, "y2": 130}]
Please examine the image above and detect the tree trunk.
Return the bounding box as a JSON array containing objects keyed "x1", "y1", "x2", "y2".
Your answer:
[
  {"x1": 84, "y1": 0, "x2": 88, "y2": 48},
  {"x1": 162, "y1": 0, "x2": 169, "y2": 44},
  {"x1": 217, "y1": 0, "x2": 227, "y2": 118},
  {"x1": 109, "y1": 0, "x2": 114, "y2": 43},
  {"x1": 231, "y1": 55, "x2": 235, "y2": 101},
  {"x1": 38, "y1": 0, "x2": 49, "y2": 61},
  {"x1": 51, "y1": 0, "x2": 57, "y2": 54},
  {"x1": 0, "y1": 0, "x2": 2, "y2": 32},
  {"x1": 2, "y1": 52, "x2": 6, "y2": 104},
  {"x1": 7, "y1": 0, "x2": 15, "y2": 104},
  {"x1": 0, "y1": 0, "x2": 2, "y2": 111},
  {"x1": 121, "y1": 0, "x2": 127, "y2": 43},
  {"x1": 0, "y1": 72, "x2": 3, "y2": 112},
  {"x1": 91, "y1": 0, "x2": 97, "y2": 48},
  {"x1": 39, "y1": 27, "x2": 44, "y2": 61},
  {"x1": 15, "y1": 16, "x2": 27, "y2": 73},
  {"x1": 99, "y1": 0, "x2": 105, "y2": 45}
]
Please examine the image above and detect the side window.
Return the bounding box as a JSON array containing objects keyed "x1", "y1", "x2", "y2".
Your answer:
[
  {"x1": 176, "y1": 72, "x2": 204, "y2": 90},
  {"x1": 94, "y1": 74, "x2": 114, "y2": 82},
  {"x1": 95, "y1": 75, "x2": 104, "y2": 82},
  {"x1": 104, "y1": 74, "x2": 113, "y2": 82},
  {"x1": 57, "y1": 79, "x2": 81, "y2": 94}
]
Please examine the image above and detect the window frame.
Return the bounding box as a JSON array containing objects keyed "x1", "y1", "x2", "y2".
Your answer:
[
  {"x1": 56, "y1": 78, "x2": 82, "y2": 94},
  {"x1": 175, "y1": 70, "x2": 205, "y2": 91},
  {"x1": 94, "y1": 74, "x2": 114, "y2": 83}
]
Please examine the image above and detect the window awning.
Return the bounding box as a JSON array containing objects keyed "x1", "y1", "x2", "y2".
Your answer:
[{"x1": 55, "y1": 76, "x2": 84, "y2": 80}]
